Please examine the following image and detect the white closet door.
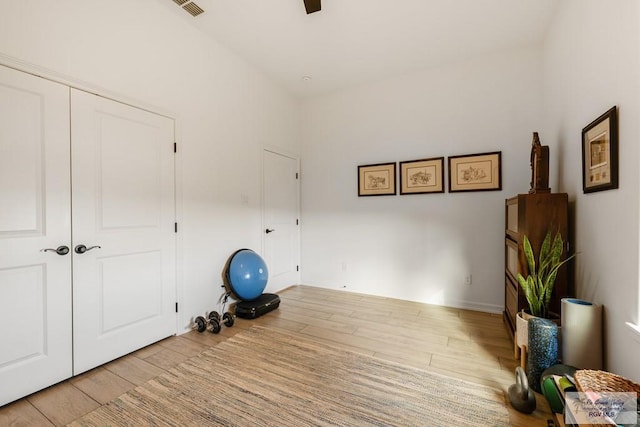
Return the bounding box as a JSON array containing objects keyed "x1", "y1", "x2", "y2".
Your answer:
[
  {"x1": 71, "y1": 89, "x2": 176, "y2": 374},
  {"x1": 0, "y1": 65, "x2": 72, "y2": 406}
]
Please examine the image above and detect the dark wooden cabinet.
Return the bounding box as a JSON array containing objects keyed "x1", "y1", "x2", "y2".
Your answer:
[{"x1": 504, "y1": 193, "x2": 571, "y2": 337}]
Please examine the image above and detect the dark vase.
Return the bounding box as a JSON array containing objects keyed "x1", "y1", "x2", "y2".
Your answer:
[{"x1": 526, "y1": 317, "x2": 558, "y2": 393}]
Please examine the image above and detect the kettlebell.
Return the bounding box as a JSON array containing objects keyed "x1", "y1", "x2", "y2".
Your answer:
[{"x1": 508, "y1": 366, "x2": 536, "y2": 414}]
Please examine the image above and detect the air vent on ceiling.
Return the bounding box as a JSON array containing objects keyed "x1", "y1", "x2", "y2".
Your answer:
[
  {"x1": 171, "y1": 0, "x2": 205, "y2": 17},
  {"x1": 183, "y1": 2, "x2": 204, "y2": 17}
]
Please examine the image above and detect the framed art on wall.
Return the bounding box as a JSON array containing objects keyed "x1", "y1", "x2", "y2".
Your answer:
[
  {"x1": 399, "y1": 157, "x2": 444, "y2": 195},
  {"x1": 582, "y1": 106, "x2": 618, "y2": 193},
  {"x1": 448, "y1": 151, "x2": 502, "y2": 193},
  {"x1": 357, "y1": 162, "x2": 396, "y2": 196}
]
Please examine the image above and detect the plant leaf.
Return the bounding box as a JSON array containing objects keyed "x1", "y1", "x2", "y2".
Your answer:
[
  {"x1": 550, "y1": 231, "x2": 564, "y2": 265},
  {"x1": 518, "y1": 273, "x2": 536, "y2": 315},
  {"x1": 530, "y1": 276, "x2": 541, "y2": 316},
  {"x1": 518, "y1": 229, "x2": 576, "y2": 318},
  {"x1": 522, "y1": 235, "x2": 536, "y2": 278},
  {"x1": 538, "y1": 231, "x2": 553, "y2": 280}
]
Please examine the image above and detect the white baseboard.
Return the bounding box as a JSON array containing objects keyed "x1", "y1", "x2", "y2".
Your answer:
[{"x1": 297, "y1": 283, "x2": 504, "y2": 314}]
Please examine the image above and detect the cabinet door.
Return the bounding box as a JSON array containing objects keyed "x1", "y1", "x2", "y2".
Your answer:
[
  {"x1": 505, "y1": 238, "x2": 519, "y2": 281},
  {"x1": 71, "y1": 89, "x2": 176, "y2": 374},
  {"x1": 0, "y1": 65, "x2": 72, "y2": 406},
  {"x1": 505, "y1": 277, "x2": 518, "y2": 329},
  {"x1": 505, "y1": 197, "x2": 519, "y2": 236}
]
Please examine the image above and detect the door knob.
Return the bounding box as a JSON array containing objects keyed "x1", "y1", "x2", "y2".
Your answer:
[
  {"x1": 265, "y1": 229, "x2": 275, "y2": 234},
  {"x1": 41, "y1": 245, "x2": 70, "y2": 256},
  {"x1": 75, "y1": 244, "x2": 101, "y2": 254}
]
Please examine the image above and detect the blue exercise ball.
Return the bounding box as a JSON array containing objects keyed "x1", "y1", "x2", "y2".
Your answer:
[{"x1": 224, "y1": 249, "x2": 268, "y2": 301}]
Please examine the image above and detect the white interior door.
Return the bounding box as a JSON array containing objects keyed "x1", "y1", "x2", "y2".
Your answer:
[
  {"x1": 71, "y1": 89, "x2": 176, "y2": 374},
  {"x1": 263, "y1": 150, "x2": 300, "y2": 292},
  {"x1": 0, "y1": 65, "x2": 72, "y2": 405}
]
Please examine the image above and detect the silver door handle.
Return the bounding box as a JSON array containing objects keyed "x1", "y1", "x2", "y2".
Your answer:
[
  {"x1": 41, "y1": 245, "x2": 70, "y2": 256},
  {"x1": 75, "y1": 244, "x2": 101, "y2": 254}
]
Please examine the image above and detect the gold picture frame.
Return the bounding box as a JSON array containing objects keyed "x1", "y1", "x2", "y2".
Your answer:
[
  {"x1": 448, "y1": 151, "x2": 502, "y2": 193},
  {"x1": 582, "y1": 106, "x2": 618, "y2": 193},
  {"x1": 399, "y1": 157, "x2": 444, "y2": 195},
  {"x1": 358, "y1": 162, "x2": 396, "y2": 196}
]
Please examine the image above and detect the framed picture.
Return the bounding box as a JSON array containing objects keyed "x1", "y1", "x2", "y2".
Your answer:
[
  {"x1": 358, "y1": 162, "x2": 396, "y2": 196},
  {"x1": 448, "y1": 151, "x2": 502, "y2": 193},
  {"x1": 399, "y1": 157, "x2": 444, "y2": 195},
  {"x1": 582, "y1": 106, "x2": 618, "y2": 193}
]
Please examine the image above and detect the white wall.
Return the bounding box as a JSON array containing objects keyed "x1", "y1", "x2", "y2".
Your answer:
[
  {"x1": 4, "y1": 0, "x2": 637, "y2": 382},
  {"x1": 300, "y1": 47, "x2": 543, "y2": 312},
  {"x1": 542, "y1": 0, "x2": 640, "y2": 381},
  {"x1": 0, "y1": 0, "x2": 300, "y2": 329}
]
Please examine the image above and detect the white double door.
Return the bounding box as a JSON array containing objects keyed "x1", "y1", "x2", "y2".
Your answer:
[{"x1": 0, "y1": 65, "x2": 176, "y2": 406}]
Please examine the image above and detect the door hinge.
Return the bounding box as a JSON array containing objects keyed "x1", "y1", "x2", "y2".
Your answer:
[
  {"x1": 175, "y1": 222, "x2": 178, "y2": 233},
  {"x1": 296, "y1": 172, "x2": 299, "y2": 179},
  {"x1": 296, "y1": 219, "x2": 299, "y2": 225},
  {"x1": 174, "y1": 142, "x2": 177, "y2": 153},
  {"x1": 296, "y1": 265, "x2": 299, "y2": 272},
  {"x1": 175, "y1": 302, "x2": 178, "y2": 313}
]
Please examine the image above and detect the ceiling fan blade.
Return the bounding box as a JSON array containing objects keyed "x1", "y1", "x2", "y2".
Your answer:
[{"x1": 304, "y1": 0, "x2": 321, "y2": 14}]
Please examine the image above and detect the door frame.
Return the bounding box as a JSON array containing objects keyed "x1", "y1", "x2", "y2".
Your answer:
[{"x1": 261, "y1": 146, "x2": 301, "y2": 288}]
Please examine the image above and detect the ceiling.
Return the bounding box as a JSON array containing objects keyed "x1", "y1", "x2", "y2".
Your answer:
[{"x1": 161, "y1": 0, "x2": 559, "y2": 98}]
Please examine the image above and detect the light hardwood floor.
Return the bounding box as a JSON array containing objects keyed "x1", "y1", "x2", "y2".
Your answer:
[{"x1": 0, "y1": 285, "x2": 553, "y2": 426}]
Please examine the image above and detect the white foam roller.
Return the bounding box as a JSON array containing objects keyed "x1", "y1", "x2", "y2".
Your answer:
[{"x1": 561, "y1": 298, "x2": 602, "y2": 370}]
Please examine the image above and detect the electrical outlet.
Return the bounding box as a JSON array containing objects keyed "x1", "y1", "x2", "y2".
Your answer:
[{"x1": 464, "y1": 274, "x2": 472, "y2": 286}]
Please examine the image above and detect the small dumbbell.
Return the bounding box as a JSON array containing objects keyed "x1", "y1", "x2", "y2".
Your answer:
[
  {"x1": 208, "y1": 318, "x2": 222, "y2": 334},
  {"x1": 192, "y1": 316, "x2": 207, "y2": 333},
  {"x1": 209, "y1": 311, "x2": 234, "y2": 328},
  {"x1": 208, "y1": 311, "x2": 220, "y2": 322},
  {"x1": 222, "y1": 312, "x2": 235, "y2": 327}
]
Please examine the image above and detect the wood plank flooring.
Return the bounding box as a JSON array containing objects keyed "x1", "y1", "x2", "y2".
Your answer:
[{"x1": 0, "y1": 285, "x2": 553, "y2": 426}]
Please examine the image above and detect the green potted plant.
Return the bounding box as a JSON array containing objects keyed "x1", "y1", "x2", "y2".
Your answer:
[
  {"x1": 515, "y1": 229, "x2": 576, "y2": 390},
  {"x1": 517, "y1": 229, "x2": 575, "y2": 319},
  {"x1": 514, "y1": 229, "x2": 576, "y2": 363}
]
